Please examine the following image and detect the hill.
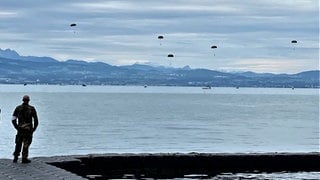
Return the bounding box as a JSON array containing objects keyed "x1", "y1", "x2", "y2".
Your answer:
[{"x1": 0, "y1": 48, "x2": 318, "y2": 88}]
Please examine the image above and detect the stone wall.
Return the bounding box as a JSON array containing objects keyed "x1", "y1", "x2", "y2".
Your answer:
[{"x1": 48, "y1": 152, "x2": 320, "y2": 179}]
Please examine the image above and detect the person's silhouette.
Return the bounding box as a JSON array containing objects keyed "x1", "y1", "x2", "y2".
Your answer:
[{"x1": 12, "y1": 95, "x2": 38, "y2": 163}]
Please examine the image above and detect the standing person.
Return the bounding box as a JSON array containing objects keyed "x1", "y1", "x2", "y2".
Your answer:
[{"x1": 11, "y1": 95, "x2": 38, "y2": 163}]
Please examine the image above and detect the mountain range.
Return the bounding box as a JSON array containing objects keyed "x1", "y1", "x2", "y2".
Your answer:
[{"x1": 0, "y1": 48, "x2": 319, "y2": 88}]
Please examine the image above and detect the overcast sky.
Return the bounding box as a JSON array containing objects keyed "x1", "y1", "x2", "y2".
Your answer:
[{"x1": 0, "y1": 0, "x2": 318, "y2": 73}]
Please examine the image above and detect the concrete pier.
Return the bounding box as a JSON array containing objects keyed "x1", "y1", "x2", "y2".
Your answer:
[
  {"x1": 51, "y1": 152, "x2": 320, "y2": 179},
  {"x1": 1, "y1": 152, "x2": 319, "y2": 179},
  {"x1": 0, "y1": 157, "x2": 85, "y2": 180}
]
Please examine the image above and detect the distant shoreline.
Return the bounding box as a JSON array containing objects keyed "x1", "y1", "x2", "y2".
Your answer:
[
  {"x1": 0, "y1": 83, "x2": 319, "y2": 89},
  {"x1": 1, "y1": 52, "x2": 318, "y2": 88}
]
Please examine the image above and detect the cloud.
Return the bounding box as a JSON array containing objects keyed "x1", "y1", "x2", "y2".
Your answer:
[
  {"x1": 221, "y1": 58, "x2": 316, "y2": 73},
  {"x1": 0, "y1": 11, "x2": 18, "y2": 18},
  {"x1": 0, "y1": 0, "x2": 318, "y2": 73}
]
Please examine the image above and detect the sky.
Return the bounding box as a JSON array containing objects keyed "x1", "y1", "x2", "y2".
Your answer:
[{"x1": 0, "y1": 0, "x2": 318, "y2": 73}]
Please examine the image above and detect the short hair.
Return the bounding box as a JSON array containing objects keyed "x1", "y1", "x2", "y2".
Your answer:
[{"x1": 22, "y1": 95, "x2": 30, "y2": 102}]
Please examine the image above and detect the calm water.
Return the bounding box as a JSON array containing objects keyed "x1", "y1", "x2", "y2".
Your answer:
[
  {"x1": 0, "y1": 84, "x2": 318, "y2": 158},
  {"x1": 0, "y1": 85, "x2": 319, "y2": 179}
]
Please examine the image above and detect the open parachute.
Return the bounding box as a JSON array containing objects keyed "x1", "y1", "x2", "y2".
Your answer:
[
  {"x1": 211, "y1": 45, "x2": 218, "y2": 56},
  {"x1": 158, "y1": 35, "x2": 164, "y2": 45},
  {"x1": 291, "y1": 40, "x2": 298, "y2": 50},
  {"x1": 167, "y1": 53, "x2": 174, "y2": 66},
  {"x1": 70, "y1": 23, "x2": 77, "y2": 33},
  {"x1": 167, "y1": 54, "x2": 174, "y2": 58}
]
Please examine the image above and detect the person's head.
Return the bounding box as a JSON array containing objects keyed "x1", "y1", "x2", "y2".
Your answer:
[{"x1": 22, "y1": 95, "x2": 30, "y2": 104}]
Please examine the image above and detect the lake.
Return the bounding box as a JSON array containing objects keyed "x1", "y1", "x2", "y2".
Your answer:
[{"x1": 0, "y1": 84, "x2": 318, "y2": 159}]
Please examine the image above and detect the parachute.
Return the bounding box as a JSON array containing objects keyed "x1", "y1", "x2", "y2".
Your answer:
[
  {"x1": 158, "y1": 35, "x2": 164, "y2": 45},
  {"x1": 70, "y1": 23, "x2": 77, "y2": 33},
  {"x1": 211, "y1": 45, "x2": 218, "y2": 56},
  {"x1": 291, "y1": 40, "x2": 298, "y2": 50},
  {"x1": 167, "y1": 54, "x2": 174, "y2": 66}
]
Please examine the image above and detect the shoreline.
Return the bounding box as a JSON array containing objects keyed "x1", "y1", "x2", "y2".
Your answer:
[{"x1": 1, "y1": 152, "x2": 319, "y2": 179}]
